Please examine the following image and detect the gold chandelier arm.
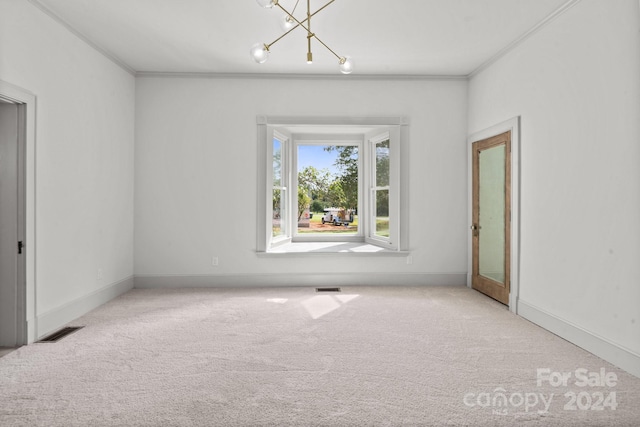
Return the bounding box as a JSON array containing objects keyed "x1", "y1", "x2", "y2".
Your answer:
[
  {"x1": 309, "y1": 33, "x2": 342, "y2": 60},
  {"x1": 266, "y1": 24, "x2": 297, "y2": 49},
  {"x1": 267, "y1": 0, "x2": 336, "y2": 49}
]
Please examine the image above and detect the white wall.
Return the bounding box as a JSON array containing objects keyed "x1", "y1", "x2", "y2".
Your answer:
[
  {"x1": 135, "y1": 77, "x2": 468, "y2": 284},
  {"x1": 468, "y1": 0, "x2": 640, "y2": 361},
  {"x1": 0, "y1": 1, "x2": 135, "y2": 336}
]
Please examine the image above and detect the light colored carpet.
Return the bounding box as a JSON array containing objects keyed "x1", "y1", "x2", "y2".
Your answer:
[
  {"x1": 0, "y1": 348, "x2": 17, "y2": 358},
  {"x1": 1, "y1": 286, "x2": 639, "y2": 426}
]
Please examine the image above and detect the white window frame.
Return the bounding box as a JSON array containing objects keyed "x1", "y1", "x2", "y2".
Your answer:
[
  {"x1": 256, "y1": 116, "x2": 408, "y2": 253},
  {"x1": 364, "y1": 128, "x2": 400, "y2": 250},
  {"x1": 366, "y1": 131, "x2": 391, "y2": 247},
  {"x1": 270, "y1": 130, "x2": 291, "y2": 248}
]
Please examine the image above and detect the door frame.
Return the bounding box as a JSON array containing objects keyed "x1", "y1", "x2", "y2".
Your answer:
[
  {"x1": 0, "y1": 80, "x2": 36, "y2": 344},
  {"x1": 467, "y1": 117, "x2": 520, "y2": 313}
]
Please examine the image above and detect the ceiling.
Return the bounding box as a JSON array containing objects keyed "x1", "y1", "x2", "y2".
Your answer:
[{"x1": 31, "y1": 0, "x2": 572, "y2": 76}]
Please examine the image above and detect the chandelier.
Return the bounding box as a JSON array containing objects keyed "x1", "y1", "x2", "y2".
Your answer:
[{"x1": 250, "y1": 0, "x2": 354, "y2": 74}]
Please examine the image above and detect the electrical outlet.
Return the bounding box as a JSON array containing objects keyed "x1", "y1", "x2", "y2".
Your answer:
[
  {"x1": 212, "y1": 256, "x2": 219, "y2": 266},
  {"x1": 406, "y1": 256, "x2": 413, "y2": 265},
  {"x1": 97, "y1": 268, "x2": 103, "y2": 280}
]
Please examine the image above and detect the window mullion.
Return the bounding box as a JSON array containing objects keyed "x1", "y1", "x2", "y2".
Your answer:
[{"x1": 288, "y1": 134, "x2": 294, "y2": 241}]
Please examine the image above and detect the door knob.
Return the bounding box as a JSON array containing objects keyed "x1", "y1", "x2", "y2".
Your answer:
[{"x1": 470, "y1": 224, "x2": 480, "y2": 236}]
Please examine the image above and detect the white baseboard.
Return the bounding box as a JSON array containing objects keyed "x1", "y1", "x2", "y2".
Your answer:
[
  {"x1": 518, "y1": 299, "x2": 640, "y2": 378},
  {"x1": 35, "y1": 276, "x2": 134, "y2": 341},
  {"x1": 134, "y1": 273, "x2": 467, "y2": 289}
]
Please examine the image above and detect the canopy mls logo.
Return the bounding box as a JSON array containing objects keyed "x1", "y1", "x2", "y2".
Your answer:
[
  {"x1": 463, "y1": 389, "x2": 553, "y2": 415},
  {"x1": 463, "y1": 367, "x2": 619, "y2": 415}
]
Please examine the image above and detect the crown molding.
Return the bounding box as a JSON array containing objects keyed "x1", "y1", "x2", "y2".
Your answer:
[
  {"x1": 257, "y1": 115, "x2": 409, "y2": 127},
  {"x1": 468, "y1": 0, "x2": 583, "y2": 78},
  {"x1": 134, "y1": 71, "x2": 468, "y2": 81},
  {"x1": 27, "y1": 0, "x2": 136, "y2": 76},
  {"x1": 26, "y1": 0, "x2": 585, "y2": 81}
]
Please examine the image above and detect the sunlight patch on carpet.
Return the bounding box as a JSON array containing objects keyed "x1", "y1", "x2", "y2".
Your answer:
[
  {"x1": 266, "y1": 298, "x2": 288, "y2": 304},
  {"x1": 336, "y1": 294, "x2": 359, "y2": 304},
  {"x1": 302, "y1": 294, "x2": 359, "y2": 319}
]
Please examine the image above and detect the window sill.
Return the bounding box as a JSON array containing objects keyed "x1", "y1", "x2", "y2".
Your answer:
[{"x1": 257, "y1": 241, "x2": 409, "y2": 257}]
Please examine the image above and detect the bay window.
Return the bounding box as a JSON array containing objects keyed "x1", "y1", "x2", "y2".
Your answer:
[{"x1": 257, "y1": 117, "x2": 407, "y2": 253}]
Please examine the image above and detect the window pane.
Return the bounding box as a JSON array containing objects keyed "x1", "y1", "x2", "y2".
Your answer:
[
  {"x1": 272, "y1": 189, "x2": 284, "y2": 237},
  {"x1": 376, "y1": 139, "x2": 390, "y2": 187},
  {"x1": 273, "y1": 139, "x2": 282, "y2": 186},
  {"x1": 297, "y1": 144, "x2": 358, "y2": 234},
  {"x1": 272, "y1": 137, "x2": 286, "y2": 239},
  {"x1": 375, "y1": 189, "x2": 389, "y2": 238},
  {"x1": 479, "y1": 144, "x2": 506, "y2": 284}
]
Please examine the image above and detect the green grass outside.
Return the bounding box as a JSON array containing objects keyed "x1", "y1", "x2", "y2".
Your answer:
[
  {"x1": 376, "y1": 217, "x2": 390, "y2": 237},
  {"x1": 275, "y1": 215, "x2": 388, "y2": 236},
  {"x1": 297, "y1": 213, "x2": 359, "y2": 234}
]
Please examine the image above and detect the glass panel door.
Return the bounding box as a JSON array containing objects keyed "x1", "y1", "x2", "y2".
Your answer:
[
  {"x1": 478, "y1": 144, "x2": 506, "y2": 284},
  {"x1": 471, "y1": 131, "x2": 511, "y2": 305}
]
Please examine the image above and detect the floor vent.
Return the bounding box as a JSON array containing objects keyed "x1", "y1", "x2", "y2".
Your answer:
[
  {"x1": 316, "y1": 287, "x2": 341, "y2": 292},
  {"x1": 37, "y1": 326, "x2": 84, "y2": 343}
]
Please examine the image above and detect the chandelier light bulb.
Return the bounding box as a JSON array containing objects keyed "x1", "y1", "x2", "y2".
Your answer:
[
  {"x1": 339, "y1": 56, "x2": 354, "y2": 74},
  {"x1": 250, "y1": 43, "x2": 269, "y2": 64},
  {"x1": 281, "y1": 14, "x2": 296, "y2": 31},
  {"x1": 256, "y1": 0, "x2": 276, "y2": 8}
]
